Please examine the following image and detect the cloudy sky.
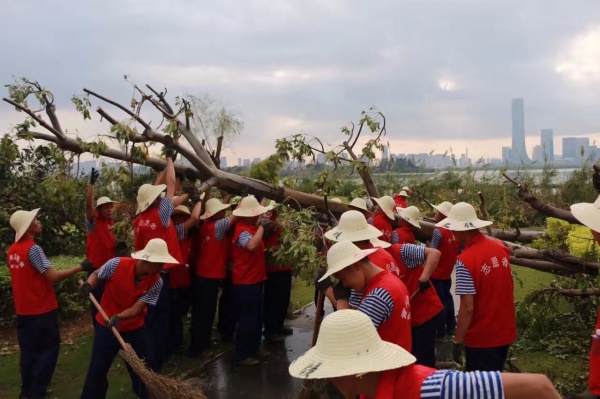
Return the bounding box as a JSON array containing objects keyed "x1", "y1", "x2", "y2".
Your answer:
[{"x1": 1, "y1": 0, "x2": 600, "y2": 163}]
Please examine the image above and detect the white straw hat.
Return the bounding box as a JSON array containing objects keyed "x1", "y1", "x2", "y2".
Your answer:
[
  {"x1": 432, "y1": 201, "x2": 453, "y2": 217},
  {"x1": 96, "y1": 197, "x2": 118, "y2": 208},
  {"x1": 233, "y1": 195, "x2": 269, "y2": 217},
  {"x1": 401, "y1": 186, "x2": 410, "y2": 192},
  {"x1": 131, "y1": 238, "x2": 179, "y2": 264},
  {"x1": 10, "y1": 208, "x2": 40, "y2": 243},
  {"x1": 571, "y1": 195, "x2": 600, "y2": 233},
  {"x1": 319, "y1": 241, "x2": 377, "y2": 282},
  {"x1": 200, "y1": 198, "x2": 231, "y2": 220},
  {"x1": 324, "y1": 210, "x2": 383, "y2": 242},
  {"x1": 289, "y1": 310, "x2": 416, "y2": 379},
  {"x1": 266, "y1": 200, "x2": 280, "y2": 211},
  {"x1": 173, "y1": 205, "x2": 191, "y2": 216},
  {"x1": 435, "y1": 202, "x2": 492, "y2": 231},
  {"x1": 398, "y1": 206, "x2": 421, "y2": 228},
  {"x1": 398, "y1": 190, "x2": 410, "y2": 198},
  {"x1": 330, "y1": 198, "x2": 343, "y2": 203},
  {"x1": 348, "y1": 198, "x2": 371, "y2": 213},
  {"x1": 136, "y1": 184, "x2": 167, "y2": 214},
  {"x1": 370, "y1": 238, "x2": 391, "y2": 249},
  {"x1": 372, "y1": 196, "x2": 396, "y2": 220}
]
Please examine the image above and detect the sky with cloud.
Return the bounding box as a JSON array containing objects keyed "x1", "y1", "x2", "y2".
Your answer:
[{"x1": 1, "y1": 0, "x2": 599, "y2": 163}]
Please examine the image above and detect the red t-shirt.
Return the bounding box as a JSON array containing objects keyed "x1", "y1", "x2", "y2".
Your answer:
[
  {"x1": 375, "y1": 365, "x2": 436, "y2": 399},
  {"x1": 371, "y1": 213, "x2": 393, "y2": 243},
  {"x1": 231, "y1": 220, "x2": 267, "y2": 285},
  {"x1": 431, "y1": 227, "x2": 460, "y2": 280},
  {"x1": 169, "y1": 236, "x2": 191, "y2": 289},
  {"x1": 394, "y1": 196, "x2": 408, "y2": 209},
  {"x1": 133, "y1": 204, "x2": 183, "y2": 267},
  {"x1": 394, "y1": 225, "x2": 416, "y2": 244},
  {"x1": 367, "y1": 246, "x2": 400, "y2": 277},
  {"x1": 196, "y1": 218, "x2": 231, "y2": 279},
  {"x1": 86, "y1": 216, "x2": 116, "y2": 269}
]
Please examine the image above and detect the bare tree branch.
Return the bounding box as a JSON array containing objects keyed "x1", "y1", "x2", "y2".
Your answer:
[
  {"x1": 478, "y1": 191, "x2": 494, "y2": 237},
  {"x1": 146, "y1": 84, "x2": 174, "y2": 115},
  {"x1": 3, "y1": 98, "x2": 66, "y2": 140},
  {"x1": 83, "y1": 88, "x2": 152, "y2": 130}
]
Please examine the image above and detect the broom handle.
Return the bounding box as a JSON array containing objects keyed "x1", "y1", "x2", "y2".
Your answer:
[
  {"x1": 410, "y1": 289, "x2": 419, "y2": 300},
  {"x1": 79, "y1": 280, "x2": 129, "y2": 351},
  {"x1": 311, "y1": 290, "x2": 326, "y2": 347}
]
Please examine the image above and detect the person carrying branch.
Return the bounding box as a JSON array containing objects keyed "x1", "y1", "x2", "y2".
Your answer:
[
  {"x1": 85, "y1": 167, "x2": 120, "y2": 320},
  {"x1": 79, "y1": 238, "x2": 178, "y2": 399},
  {"x1": 7, "y1": 209, "x2": 92, "y2": 399},
  {"x1": 436, "y1": 202, "x2": 516, "y2": 371}
]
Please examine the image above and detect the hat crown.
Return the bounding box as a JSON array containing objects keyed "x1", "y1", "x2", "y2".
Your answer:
[
  {"x1": 446, "y1": 202, "x2": 477, "y2": 221},
  {"x1": 374, "y1": 196, "x2": 395, "y2": 211},
  {"x1": 399, "y1": 190, "x2": 409, "y2": 197},
  {"x1": 10, "y1": 210, "x2": 29, "y2": 231},
  {"x1": 338, "y1": 210, "x2": 370, "y2": 231},
  {"x1": 201, "y1": 198, "x2": 230, "y2": 219},
  {"x1": 326, "y1": 241, "x2": 372, "y2": 270},
  {"x1": 434, "y1": 201, "x2": 453, "y2": 216},
  {"x1": 401, "y1": 206, "x2": 420, "y2": 221},
  {"x1": 349, "y1": 198, "x2": 368, "y2": 211}
]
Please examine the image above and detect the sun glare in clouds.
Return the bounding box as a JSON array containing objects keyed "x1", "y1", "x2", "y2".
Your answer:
[
  {"x1": 556, "y1": 26, "x2": 600, "y2": 82},
  {"x1": 438, "y1": 79, "x2": 455, "y2": 91}
]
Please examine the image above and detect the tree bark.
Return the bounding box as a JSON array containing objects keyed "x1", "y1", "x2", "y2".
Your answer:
[{"x1": 342, "y1": 141, "x2": 379, "y2": 198}]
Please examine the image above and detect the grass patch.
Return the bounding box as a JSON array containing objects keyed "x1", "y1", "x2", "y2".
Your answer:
[
  {"x1": 512, "y1": 264, "x2": 556, "y2": 301},
  {"x1": 290, "y1": 278, "x2": 314, "y2": 312}
]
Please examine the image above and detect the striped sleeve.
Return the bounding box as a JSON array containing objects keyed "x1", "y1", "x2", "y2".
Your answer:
[
  {"x1": 237, "y1": 231, "x2": 253, "y2": 248},
  {"x1": 158, "y1": 196, "x2": 174, "y2": 228},
  {"x1": 348, "y1": 289, "x2": 362, "y2": 308},
  {"x1": 85, "y1": 217, "x2": 95, "y2": 233},
  {"x1": 97, "y1": 258, "x2": 122, "y2": 280},
  {"x1": 436, "y1": 370, "x2": 504, "y2": 399},
  {"x1": 430, "y1": 228, "x2": 443, "y2": 249},
  {"x1": 400, "y1": 244, "x2": 426, "y2": 269},
  {"x1": 357, "y1": 288, "x2": 394, "y2": 328},
  {"x1": 391, "y1": 230, "x2": 399, "y2": 244},
  {"x1": 28, "y1": 245, "x2": 52, "y2": 274},
  {"x1": 455, "y1": 260, "x2": 476, "y2": 295},
  {"x1": 214, "y1": 217, "x2": 231, "y2": 241},
  {"x1": 139, "y1": 278, "x2": 163, "y2": 306},
  {"x1": 175, "y1": 223, "x2": 186, "y2": 241},
  {"x1": 366, "y1": 217, "x2": 374, "y2": 225},
  {"x1": 420, "y1": 370, "x2": 447, "y2": 398}
]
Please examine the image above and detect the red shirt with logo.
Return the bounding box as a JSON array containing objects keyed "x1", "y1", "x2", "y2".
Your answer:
[
  {"x1": 86, "y1": 216, "x2": 116, "y2": 269},
  {"x1": 394, "y1": 196, "x2": 408, "y2": 209},
  {"x1": 133, "y1": 204, "x2": 183, "y2": 267},
  {"x1": 7, "y1": 238, "x2": 58, "y2": 316},
  {"x1": 196, "y1": 218, "x2": 231, "y2": 279},
  {"x1": 371, "y1": 213, "x2": 393, "y2": 243},
  {"x1": 367, "y1": 246, "x2": 400, "y2": 277},
  {"x1": 394, "y1": 225, "x2": 416, "y2": 244},
  {"x1": 231, "y1": 220, "x2": 267, "y2": 285},
  {"x1": 457, "y1": 233, "x2": 516, "y2": 348},
  {"x1": 375, "y1": 365, "x2": 436, "y2": 399},
  {"x1": 431, "y1": 227, "x2": 460, "y2": 280}
]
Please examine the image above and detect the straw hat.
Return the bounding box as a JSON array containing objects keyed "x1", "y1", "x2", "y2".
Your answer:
[
  {"x1": 324, "y1": 210, "x2": 383, "y2": 242},
  {"x1": 372, "y1": 196, "x2": 396, "y2": 220},
  {"x1": 266, "y1": 200, "x2": 280, "y2": 211},
  {"x1": 370, "y1": 238, "x2": 391, "y2": 249},
  {"x1": 131, "y1": 238, "x2": 179, "y2": 264},
  {"x1": 348, "y1": 198, "x2": 371, "y2": 213},
  {"x1": 288, "y1": 310, "x2": 416, "y2": 379},
  {"x1": 435, "y1": 202, "x2": 492, "y2": 231},
  {"x1": 432, "y1": 201, "x2": 453, "y2": 217},
  {"x1": 319, "y1": 241, "x2": 377, "y2": 282},
  {"x1": 96, "y1": 196, "x2": 118, "y2": 208},
  {"x1": 173, "y1": 205, "x2": 191, "y2": 216},
  {"x1": 136, "y1": 184, "x2": 167, "y2": 214},
  {"x1": 330, "y1": 198, "x2": 343, "y2": 203},
  {"x1": 401, "y1": 186, "x2": 410, "y2": 192},
  {"x1": 200, "y1": 198, "x2": 231, "y2": 220},
  {"x1": 398, "y1": 206, "x2": 421, "y2": 228},
  {"x1": 233, "y1": 195, "x2": 269, "y2": 217},
  {"x1": 10, "y1": 208, "x2": 40, "y2": 243},
  {"x1": 398, "y1": 190, "x2": 410, "y2": 198},
  {"x1": 571, "y1": 195, "x2": 600, "y2": 233}
]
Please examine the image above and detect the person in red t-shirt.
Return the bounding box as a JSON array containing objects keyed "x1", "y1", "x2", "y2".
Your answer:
[
  {"x1": 395, "y1": 206, "x2": 420, "y2": 244},
  {"x1": 230, "y1": 196, "x2": 270, "y2": 366},
  {"x1": 393, "y1": 188, "x2": 410, "y2": 209},
  {"x1": 369, "y1": 196, "x2": 396, "y2": 243},
  {"x1": 436, "y1": 202, "x2": 516, "y2": 372},
  {"x1": 7, "y1": 209, "x2": 91, "y2": 399},
  {"x1": 289, "y1": 310, "x2": 562, "y2": 399},
  {"x1": 85, "y1": 167, "x2": 120, "y2": 321},
  {"x1": 571, "y1": 196, "x2": 600, "y2": 398},
  {"x1": 347, "y1": 197, "x2": 373, "y2": 219},
  {"x1": 79, "y1": 238, "x2": 177, "y2": 399},
  {"x1": 429, "y1": 201, "x2": 461, "y2": 338}
]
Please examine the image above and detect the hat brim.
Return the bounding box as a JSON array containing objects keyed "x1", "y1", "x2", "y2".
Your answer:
[
  {"x1": 319, "y1": 247, "x2": 377, "y2": 282},
  {"x1": 432, "y1": 204, "x2": 450, "y2": 216},
  {"x1": 348, "y1": 204, "x2": 372, "y2": 214},
  {"x1": 435, "y1": 217, "x2": 492, "y2": 231},
  {"x1": 232, "y1": 205, "x2": 269, "y2": 217},
  {"x1": 136, "y1": 184, "x2": 167, "y2": 214},
  {"x1": 96, "y1": 200, "x2": 119, "y2": 208},
  {"x1": 370, "y1": 238, "x2": 391, "y2": 249},
  {"x1": 173, "y1": 208, "x2": 191, "y2": 216},
  {"x1": 200, "y1": 203, "x2": 231, "y2": 220},
  {"x1": 131, "y1": 249, "x2": 179, "y2": 264},
  {"x1": 324, "y1": 224, "x2": 383, "y2": 242},
  {"x1": 289, "y1": 340, "x2": 416, "y2": 379},
  {"x1": 372, "y1": 198, "x2": 395, "y2": 220},
  {"x1": 571, "y1": 203, "x2": 600, "y2": 232},
  {"x1": 14, "y1": 208, "x2": 40, "y2": 243},
  {"x1": 399, "y1": 212, "x2": 421, "y2": 229}
]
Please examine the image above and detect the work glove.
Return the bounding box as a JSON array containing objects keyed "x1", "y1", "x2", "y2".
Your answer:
[
  {"x1": 163, "y1": 136, "x2": 177, "y2": 159},
  {"x1": 184, "y1": 167, "x2": 197, "y2": 181},
  {"x1": 105, "y1": 315, "x2": 120, "y2": 330},
  {"x1": 80, "y1": 259, "x2": 94, "y2": 273},
  {"x1": 333, "y1": 281, "x2": 351, "y2": 302},
  {"x1": 79, "y1": 281, "x2": 92, "y2": 299},
  {"x1": 90, "y1": 167, "x2": 100, "y2": 185},
  {"x1": 115, "y1": 241, "x2": 128, "y2": 257},
  {"x1": 240, "y1": 184, "x2": 250, "y2": 197},
  {"x1": 418, "y1": 280, "x2": 431, "y2": 293},
  {"x1": 184, "y1": 184, "x2": 202, "y2": 203},
  {"x1": 452, "y1": 342, "x2": 464, "y2": 365}
]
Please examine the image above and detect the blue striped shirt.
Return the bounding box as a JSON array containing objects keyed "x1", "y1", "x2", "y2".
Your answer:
[
  {"x1": 367, "y1": 217, "x2": 374, "y2": 225},
  {"x1": 97, "y1": 258, "x2": 163, "y2": 305},
  {"x1": 28, "y1": 245, "x2": 52, "y2": 274},
  {"x1": 391, "y1": 230, "x2": 399, "y2": 244},
  {"x1": 85, "y1": 217, "x2": 95, "y2": 233},
  {"x1": 356, "y1": 287, "x2": 394, "y2": 328},
  {"x1": 214, "y1": 217, "x2": 231, "y2": 241},
  {"x1": 175, "y1": 223, "x2": 186, "y2": 241},
  {"x1": 349, "y1": 289, "x2": 362, "y2": 308},
  {"x1": 158, "y1": 196, "x2": 174, "y2": 228},
  {"x1": 237, "y1": 231, "x2": 253, "y2": 248},
  {"x1": 399, "y1": 244, "x2": 426, "y2": 269},
  {"x1": 430, "y1": 228, "x2": 443, "y2": 249},
  {"x1": 421, "y1": 369, "x2": 504, "y2": 399},
  {"x1": 455, "y1": 259, "x2": 476, "y2": 295}
]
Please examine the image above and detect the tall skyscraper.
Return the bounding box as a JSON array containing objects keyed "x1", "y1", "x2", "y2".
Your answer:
[
  {"x1": 532, "y1": 145, "x2": 543, "y2": 163},
  {"x1": 540, "y1": 129, "x2": 554, "y2": 163},
  {"x1": 382, "y1": 145, "x2": 389, "y2": 161},
  {"x1": 220, "y1": 156, "x2": 227, "y2": 169},
  {"x1": 563, "y1": 137, "x2": 590, "y2": 161},
  {"x1": 501, "y1": 146, "x2": 512, "y2": 163},
  {"x1": 511, "y1": 98, "x2": 530, "y2": 163}
]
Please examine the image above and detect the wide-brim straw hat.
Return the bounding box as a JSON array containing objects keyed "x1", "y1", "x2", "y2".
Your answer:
[
  {"x1": 200, "y1": 198, "x2": 231, "y2": 220},
  {"x1": 10, "y1": 208, "x2": 40, "y2": 243},
  {"x1": 173, "y1": 205, "x2": 191, "y2": 216},
  {"x1": 398, "y1": 190, "x2": 410, "y2": 198},
  {"x1": 398, "y1": 206, "x2": 421, "y2": 228},
  {"x1": 330, "y1": 198, "x2": 343, "y2": 203},
  {"x1": 435, "y1": 202, "x2": 492, "y2": 231},
  {"x1": 372, "y1": 196, "x2": 396, "y2": 220},
  {"x1": 401, "y1": 186, "x2": 410, "y2": 192},
  {"x1": 432, "y1": 201, "x2": 453, "y2": 217},
  {"x1": 136, "y1": 184, "x2": 166, "y2": 214},
  {"x1": 370, "y1": 238, "x2": 391, "y2": 249},
  {"x1": 131, "y1": 238, "x2": 179, "y2": 264},
  {"x1": 571, "y1": 195, "x2": 600, "y2": 233},
  {"x1": 96, "y1": 196, "x2": 118, "y2": 208},
  {"x1": 348, "y1": 198, "x2": 371, "y2": 213},
  {"x1": 324, "y1": 210, "x2": 383, "y2": 242},
  {"x1": 319, "y1": 241, "x2": 377, "y2": 282},
  {"x1": 233, "y1": 195, "x2": 269, "y2": 217},
  {"x1": 289, "y1": 310, "x2": 416, "y2": 379}
]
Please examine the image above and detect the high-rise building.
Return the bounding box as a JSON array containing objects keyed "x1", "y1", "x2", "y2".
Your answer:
[
  {"x1": 562, "y1": 137, "x2": 589, "y2": 161},
  {"x1": 511, "y1": 98, "x2": 530, "y2": 163},
  {"x1": 237, "y1": 157, "x2": 242, "y2": 167},
  {"x1": 532, "y1": 145, "x2": 543, "y2": 163},
  {"x1": 220, "y1": 156, "x2": 227, "y2": 168},
  {"x1": 243, "y1": 159, "x2": 250, "y2": 168},
  {"x1": 540, "y1": 129, "x2": 554, "y2": 163},
  {"x1": 382, "y1": 145, "x2": 389, "y2": 161},
  {"x1": 501, "y1": 146, "x2": 512, "y2": 163}
]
